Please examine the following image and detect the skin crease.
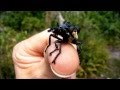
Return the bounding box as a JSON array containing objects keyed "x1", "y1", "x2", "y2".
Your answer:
[{"x1": 12, "y1": 28, "x2": 80, "y2": 79}]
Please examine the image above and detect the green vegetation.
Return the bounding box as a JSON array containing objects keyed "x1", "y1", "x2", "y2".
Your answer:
[{"x1": 0, "y1": 11, "x2": 120, "y2": 79}]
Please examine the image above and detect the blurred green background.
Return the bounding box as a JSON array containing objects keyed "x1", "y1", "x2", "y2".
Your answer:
[{"x1": 0, "y1": 11, "x2": 120, "y2": 79}]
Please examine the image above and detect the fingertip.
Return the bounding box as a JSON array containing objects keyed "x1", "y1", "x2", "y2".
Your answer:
[{"x1": 45, "y1": 42, "x2": 80, "y2": 77}]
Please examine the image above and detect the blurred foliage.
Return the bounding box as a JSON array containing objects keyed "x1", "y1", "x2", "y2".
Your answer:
[
  {"x1": 104, "y1": 58, "x2": 120, "y2": 78},
  {"x1": 0, "y1": 11, "x2": 120, "y2": 79},
  {"x1": 0, "y1": 27, "x2": 30, "y2": 79},
  {"x1": 0, "y1": 11, "x2": 45, "y2": 31}
]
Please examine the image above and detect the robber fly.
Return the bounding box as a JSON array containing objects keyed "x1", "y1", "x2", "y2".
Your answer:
[{"x1": 45, "y1": 21, "x2": 81, "y2": 64}]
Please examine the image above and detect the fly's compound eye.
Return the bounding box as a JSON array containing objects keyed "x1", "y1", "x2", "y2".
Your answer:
[
  {"x1": 70, "y1": 26, "x2": 74, "y2": 32},
  {"x1": 75, "y1": 26, "x2": 80, "y2": 33}
]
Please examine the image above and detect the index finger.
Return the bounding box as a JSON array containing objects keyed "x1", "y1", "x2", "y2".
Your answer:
[{"x1": 24, "y1": 28, "x2": 51, "y2": 56}]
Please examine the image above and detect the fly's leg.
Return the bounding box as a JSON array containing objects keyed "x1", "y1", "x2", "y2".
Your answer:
[
  {"x1": 49, "y1": 40, "x2": 59, "y2": 56},
  {"x1": 45, "y1": 34, "x2": 62, "y2": 52},
  {"x1": 45, "y1": 34, "x2": 53, "y2": 52},
  {"x1": 76, "y1": 41, "x2": 81, "y2": 54},
  {"x1": 52, "y1": 40, "x2": 62, "y2": 64},
  {"x1": 45, "y1": 33, "x2": 63, "y2": 64},
  {"x1": 47, "y1": 35, "x2": 62, "y2": 56},
  {"x1": 76, "y1": 40, "x2": 83, "y2": 65},
  {"x1": 72, "y1": 38, "x2": 82, "y2": 54}
]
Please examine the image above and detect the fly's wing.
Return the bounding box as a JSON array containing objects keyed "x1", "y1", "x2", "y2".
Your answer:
[{"x1": 75, "y1": 26, "x2": 80, "y2": 33}]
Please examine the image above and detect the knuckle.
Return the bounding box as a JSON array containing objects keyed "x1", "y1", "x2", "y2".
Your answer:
[{"x1": 12, "y1": 41, "x2": 24, "y2": 62}]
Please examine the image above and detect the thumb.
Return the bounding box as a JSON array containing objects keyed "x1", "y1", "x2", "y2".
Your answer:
[{"x1": 45, "y1": 38, "x2": 80, "y2": 78}]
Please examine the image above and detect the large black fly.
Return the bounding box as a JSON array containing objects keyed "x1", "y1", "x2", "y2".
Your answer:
[{"x1": 45, "y1": 21, "x2": 81, "y2": 64}]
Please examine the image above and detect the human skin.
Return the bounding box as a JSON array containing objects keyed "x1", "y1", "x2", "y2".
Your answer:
[{"x1": 12, "y1": 28, "x2": 80, "y2": 79}]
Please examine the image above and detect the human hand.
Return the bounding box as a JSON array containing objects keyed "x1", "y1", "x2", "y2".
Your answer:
[{"x1": 12, "y1": 28, "x2": 80, "y2": 79}]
